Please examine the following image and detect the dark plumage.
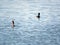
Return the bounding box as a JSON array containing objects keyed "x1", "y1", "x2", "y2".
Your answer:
[
  {"x1": 36, "y1": 13, "x2": 40, "y2": 18},
  {"x1": 12, "y1": 20, "x2": 14, "y2": 24},
  {"x1": 12, "y1": 20, "x2": 15, "y2": 27}
]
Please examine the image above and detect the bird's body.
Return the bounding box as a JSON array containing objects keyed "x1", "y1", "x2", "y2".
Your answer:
[
  {"x1": 12, "y1": 20, "x2": 15, "y2": 28},
  {"x1": 36, "y1": 15, "x2": 40, "y2": 18},
  {"x1": 36, "y1": 13, "x2": 40, "y2": 19}
]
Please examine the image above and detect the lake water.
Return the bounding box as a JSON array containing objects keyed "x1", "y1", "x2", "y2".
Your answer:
[{"x1": 0, "y1": 0, "x2": 60, "y2": 45}]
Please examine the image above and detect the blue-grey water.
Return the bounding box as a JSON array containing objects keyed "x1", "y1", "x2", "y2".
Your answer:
[{"x1": 0, "y1": 0, "x2": 60, "y2": 45}]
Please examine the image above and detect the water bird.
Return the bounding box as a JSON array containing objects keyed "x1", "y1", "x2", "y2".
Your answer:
[
  {"x1": 36, "y1": 13, "x2": 40, "y2": 19},
  {"x1": 11, "y1": 19, "x2": 15, "y2": 28}
]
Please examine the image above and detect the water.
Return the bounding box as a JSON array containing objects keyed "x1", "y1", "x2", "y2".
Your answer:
[{"x1": 0, "y1": 0, "x2": 60, "y2": 45}]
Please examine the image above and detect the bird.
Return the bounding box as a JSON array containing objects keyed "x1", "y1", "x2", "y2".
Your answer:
[
  {"x1": 36, "y1": 13, "x2": 40, "y2": 19},
  {"x1": 11, "y1": 19, "x2": 15, "y2": 28}
]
